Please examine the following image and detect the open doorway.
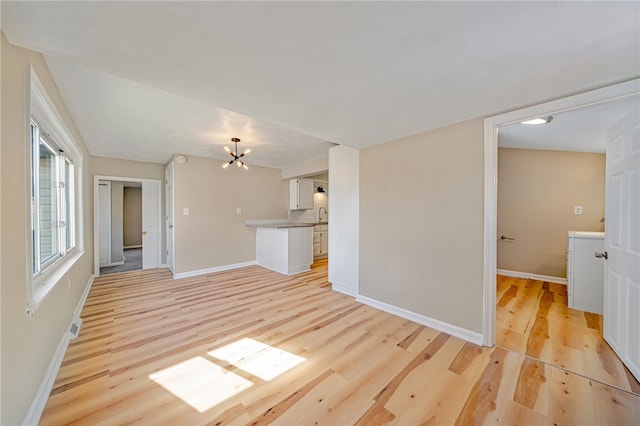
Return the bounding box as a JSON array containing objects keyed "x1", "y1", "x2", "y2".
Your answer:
[
  {"x1": 288, "y1": 172, "x2": 330, "y2": 266},
  {"x1": 495, "y1": 98, "x2": 639, "y2": 394},
  {"x1": 98, "y1": 180, "x2": 144, "y2": 275},
  {"x1": 94, "y1": 176, "x2": 162, "y2": 276},
  {"x1": 483, "y1": 80, "x2": 640, "y2": 395},
  {"x1": 310, "y1": 173, "x2": 329, "y2": 263}
]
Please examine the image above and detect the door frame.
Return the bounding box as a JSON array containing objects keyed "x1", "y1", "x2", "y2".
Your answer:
[
  {"x1": 93, "y1": 175, "x2": 162, "y2": 277},
  {"x1": 165, "y1": 161, "x2": 175, "y2": 273},
  {"x1": 97, "y1": 180, "x2": 112, "y2": 267},
  {"x1": 482, "y1": 78, "x2": 640, "y2": 346}
]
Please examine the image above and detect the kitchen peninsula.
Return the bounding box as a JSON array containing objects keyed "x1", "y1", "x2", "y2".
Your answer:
[{"x1": 246, "y1": 220, "x2": 314, "y2": 275}]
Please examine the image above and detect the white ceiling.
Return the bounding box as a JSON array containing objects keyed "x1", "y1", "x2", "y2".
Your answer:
[
  {"x1": 2, "y1": 1, "x2": 639, "y2": 167},
  {"x1": 499, "y1": 95, "x2": 640, "y2": 153},
  {"x1": 43, "y1": 56, "x2": 336, "y2": 167}
]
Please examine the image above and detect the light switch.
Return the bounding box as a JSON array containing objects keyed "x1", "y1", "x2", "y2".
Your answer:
[
  {"x1": 236, "y1": 207, "x2": 242, "y2": 215},
  {"x1": 183, "y1": 207, "x2": 190, "y2": 216},
  {"x1": 574, "y1": 206, "x2": 583, "y2": 215}
]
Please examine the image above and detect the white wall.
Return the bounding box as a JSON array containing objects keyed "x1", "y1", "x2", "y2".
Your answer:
[
  {"x1": 1, "y1": 34, "x2": 94, "y2": 425},
  {"x1": 110, "y1": 182, "x2": 124, "y2": 263},
  {"x1": 328, "y1": 145, "x2": 359, "y2": 296},
  {"x1": 173, "y1": 155, "x2": 288, "y2": 274},
  {"x1": 0, "y1": 31, "x2": 4, "y2": 426},
  {"x1": 281, "y1": 156, "x2": 328, "y2": 180},
  {"x1": 498, "y1": 148, "x2": 605, "y2": 277},
  {"x1": 123, "y1": 187, "x2": 142, "y2": 247},
  {"x1": 359, "y1": 119, "x2": 484, "y2": 336},
  {"x1": 313, "y1": 190, "x2": 329, "y2": 220}
]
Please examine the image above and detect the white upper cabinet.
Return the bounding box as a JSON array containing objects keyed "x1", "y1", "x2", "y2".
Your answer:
[{"x1": 290, "y1": 178, "x2": 314, "y2": 210}]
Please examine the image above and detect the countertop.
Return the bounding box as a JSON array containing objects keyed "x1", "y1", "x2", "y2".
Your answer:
[
  {"x1": 245, "y1": 219, "x2": 328, "y2": 229},
  {"x1": 250, "y1": 223, "x2": 315, "y2": 229},
  {"x1": 568, "y1": 231, "x2": 604, "y2": 239}
]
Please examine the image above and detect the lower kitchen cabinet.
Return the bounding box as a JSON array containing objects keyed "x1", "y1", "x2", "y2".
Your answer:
[
  {"x1": 313, "y1": 224, "x2": 329, "y2": 257},
  {"x1": 256, "y1": 225, "x2": 313, "y2": 275}
]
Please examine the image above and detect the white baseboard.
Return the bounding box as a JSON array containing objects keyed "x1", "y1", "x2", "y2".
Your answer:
[
  {"x1": 287, "y1": 264, "x2": 311, "y2": 276},
  {"x1": 173, "y1": 261, "x2": 257, "y2": 279},
  {"x1": 331, "y1": 281, "x2": 357, "y2": 297},
  {"x1": 23, "y1": 274, "x2": 95, "y2": 426},
  {"x1": 355, "y1": 295, "x2": 484, "y2": 346},
  {"x1": 74, "y1": 275, "x2": 95, "y2": 316},
  {"x1": 497, "y1": 269, "x2": 566, "y2": 285},
  {"x1": 124, "y1": 245, "x2": 142, "y2": 249}
]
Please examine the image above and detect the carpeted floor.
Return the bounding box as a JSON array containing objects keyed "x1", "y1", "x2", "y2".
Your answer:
[{"x1": 100, "y1": 248, "x2": 142, "y2": 275}]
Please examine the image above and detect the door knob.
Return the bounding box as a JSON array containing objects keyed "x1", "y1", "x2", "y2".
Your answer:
[
  {"x1": 142, "y1": 231, "x2": 147, "y2": 236},
  {"x1": 595, "y1": 251, "x2": 608, "y2": 260}
]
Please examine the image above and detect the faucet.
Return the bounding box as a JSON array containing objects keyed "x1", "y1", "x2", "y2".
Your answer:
[{"x1": 318, "y1": 207, "x2": 327, "y2": 223}]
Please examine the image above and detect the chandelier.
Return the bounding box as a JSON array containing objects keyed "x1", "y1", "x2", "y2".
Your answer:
[{"x1": 222, "y1": 137, "x2": 250, "y2": 170}]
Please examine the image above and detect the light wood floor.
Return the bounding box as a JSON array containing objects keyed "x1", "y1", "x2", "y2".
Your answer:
[
  {"x1": 40, "y1": 262, "x2": 640, "y2": 425},
  {"x1": 496, "y1": 274, "x2": 640, "y2": 396}
]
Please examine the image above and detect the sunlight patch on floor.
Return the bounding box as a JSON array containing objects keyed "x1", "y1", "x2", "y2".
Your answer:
[
  {"x1": 149, "y1": 356, "x2": 253, "y2": 413},
  {"x1": 208, "y1": 337, "x2": 306, "y2": 381}
]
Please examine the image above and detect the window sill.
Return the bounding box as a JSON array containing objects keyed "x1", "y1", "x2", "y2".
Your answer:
[{"x1": 28, "y1": 250, "x2": 85, "y2": 316}]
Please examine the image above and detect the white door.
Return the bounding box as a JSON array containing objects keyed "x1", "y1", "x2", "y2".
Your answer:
[
  {"x1": 98, "y1": 182, "x2": 111, "y2": 267},
  {"x1": 165, "y1": 162, "x2": 175, "y2": 273},
  {"x1": 603, "y1": 107, "x2": 640, "y2": 381},
  {"x1": 142, "y1": 180, "x2": 161, "y2": 269}
]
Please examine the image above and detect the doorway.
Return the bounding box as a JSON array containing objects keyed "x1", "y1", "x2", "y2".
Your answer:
[
  {"x1": 483, "y1": 80, "x2": 640, "y2": 393},
  {"x1": 165, "y1": 161, "x2": 174, "y2": 273},
  {"x1": 93, "y1": 176, "x2": 162, "y2": 276},
  {"x1": 311, "y1": 173, "x2": 329, "y2": 262},
  {"x1": 98, "y1": 180, "x2": 144, "y2": 275}
]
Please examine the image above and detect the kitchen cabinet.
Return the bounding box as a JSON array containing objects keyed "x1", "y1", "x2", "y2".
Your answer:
[
  {"x1": 567, "y1": 231, "x2": 604, "y2": 314},
  {"x1": 255, "y1": 224, "x2": 314, "y2": 275},
  {"x1": 289, "y1": 178, "x2": 314, "y2": 210},
  {"x1": 314, "y1": 224, "x2": 329, "y2": 257}
]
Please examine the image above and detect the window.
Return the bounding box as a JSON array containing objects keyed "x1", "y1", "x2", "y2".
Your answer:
[
  {"x1": 30, "y1": 120, "x2": 75, "y2": 275},
  {"x1": 28, "y1": 67, "x2": 83, "y2": 313}
]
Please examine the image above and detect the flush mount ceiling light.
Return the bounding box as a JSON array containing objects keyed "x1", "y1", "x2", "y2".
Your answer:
[
  {"x1": 222, "y1": 137, "x2": 250, "y2": 170},
  {"x1": 520, "y1": 116, "x2": 553, "y2": 125}
]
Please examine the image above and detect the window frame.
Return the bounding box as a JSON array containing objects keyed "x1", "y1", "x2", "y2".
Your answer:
[
  {"x1": 27, "y1": 67, "x2": 84, "y2": 315},
  {"x1": 30, "y1": 119, "x2": 76, "y2": 275}
]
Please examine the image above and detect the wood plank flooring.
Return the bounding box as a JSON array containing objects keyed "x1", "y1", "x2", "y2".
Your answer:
[
  {"x1": 40, "y1": 263, "x2": 640, "y2": 425},
  {"x1": 496, "y1": 274, "x2": 640, "y2": 396}
]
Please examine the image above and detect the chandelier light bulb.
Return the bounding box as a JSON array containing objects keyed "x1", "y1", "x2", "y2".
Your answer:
[{"x1": 221, "y1": 137, "x2": 250, "y2": 170}]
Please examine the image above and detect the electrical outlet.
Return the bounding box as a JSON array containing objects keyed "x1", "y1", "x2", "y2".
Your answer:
[
  {"x1": 183, "y1": 207, "x2": 190, "y2": 216},
  {"x1": 574, "y1": 206, "x2": 583, "y2": 215},
  {"x1": 236, "y1": 207, "x2": 242, "y2": 215}
]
